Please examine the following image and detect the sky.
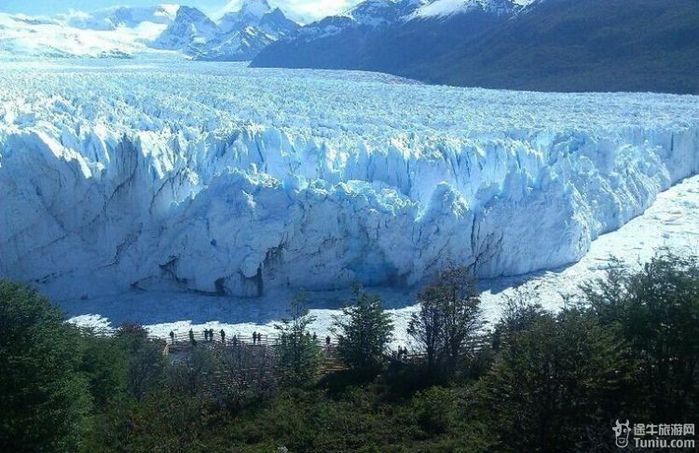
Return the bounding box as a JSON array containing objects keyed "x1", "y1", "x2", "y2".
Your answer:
[{"x1": 0, "y1": 0, "x2": 360, "y2": 23}]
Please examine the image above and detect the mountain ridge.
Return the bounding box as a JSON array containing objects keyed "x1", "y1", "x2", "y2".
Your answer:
[
  {"x1": 252, "y1": 0, "x2": 699, "y2": 94},
  {"x1": 153, "y1": 1, "x2": 299, "y2": 60},
  {"x1": 0, "y1": 2, "x2": 299, "y2": 61}
]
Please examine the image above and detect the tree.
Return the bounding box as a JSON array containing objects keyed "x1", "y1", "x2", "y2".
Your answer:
[
  {"x1": 114, "y1": 323, "x2": 165, "y2": 402},
  {"x1": 407, "y1": 266, "x2": 484, "y2": 378},
  {"x1": 581, "y1": 251, "x2": 699, "y2": 418},
  {"x1": 412, "y1": 386, "x2": 457, "y2": 434},
  {"x1": 332, "y1": 287, "x2": 393, "y2": 375},
  {"x1": 0, "y1": 281, "x2": 92, "y2": 452},
  {"x1": 480, "y1": 308, "x2": 632, "y2": 452},
  {"x1": 275, "y1": 293, "x2": 321, "y2": 386},
  {"x1": 79, "y1": 332, "x2": 128, "y2": 410},
  {"x1": 492, "y1": 286, "x2": 547, "y2": 351}
]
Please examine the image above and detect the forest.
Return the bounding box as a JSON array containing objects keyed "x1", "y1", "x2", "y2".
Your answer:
[{"x1": 1, "y1": 251, "x2": 697, "y2": 452}]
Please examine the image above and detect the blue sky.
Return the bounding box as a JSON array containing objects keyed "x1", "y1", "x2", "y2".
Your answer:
[{"x1": 0, "y1": 0, "x2": 359, "y2": 22}]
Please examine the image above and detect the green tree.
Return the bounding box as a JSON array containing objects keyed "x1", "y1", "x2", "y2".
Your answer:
[
  {"x1": 412, "y1": 386, "x2": 457, "y2": 434},
  {"x1": 275, "y1": 293, "x2": 321, "y2": 386},
  {"x1": 79, "y1": 333, "x2": 128, "y2": 410},
  {"x1": 480, "y1": 308, "x2": 632, "y2": 452},
  {"x1": 332, "y1": 287, "x2": 393, "y2": 375},
  {"x1": 492, "y1": 286, "x2": 547, "y2": 351},
  {"x1": 114, "y1": 323, "x2": 165, "y2": 402},
  {"x1": 408, "y1": 266, "x2": 484, "y2": 379},
  {"x1": 581, "y1": 251, "x2": 699, "y2": 418},
  {"x1": 0, "y1": 281, "x2": 92, "y2": 452}
]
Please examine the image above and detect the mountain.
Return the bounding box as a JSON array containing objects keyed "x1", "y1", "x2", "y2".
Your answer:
[
  {"x1": 345, "y1": 0, "x2": 426, "y2": 26},
  {"x1": 294, "y1": 0, "x2": 424, "y2": 39},
  {"x1": 205, "y1": 0, "x2": 299, "y2": 60},
  {"x1": 152, "y1": 1, "x2": 299, "y2": 60},
  {"x1": 252, "y1": 0, "x2": 699, "y2": 94},
  {"x1": 219, "y1": 0, "x2": 295, "y2": 35},
  {"x1": 0, "y1": 2, "x2": 298, "y2": 61},
  {"x1": 151, "y1": 6, "x2": 219, "y2": 51},
  {"x1": 410, "y1": 0, "x2": 528, "y2": 19}
]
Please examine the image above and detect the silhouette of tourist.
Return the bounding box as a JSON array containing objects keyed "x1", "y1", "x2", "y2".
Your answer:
[
  {"x1": 220, "y1": 329, "x2": 226, "y2": 344},
  {"x1": 189, "y1": 328, "x2": 196, "y2": 345},
  {"x1": 169, "y1": 330, "x2": 175, "y2": 344},
  {"x1": 252, "y1": 331, "x2": 257, "y2": 344}
]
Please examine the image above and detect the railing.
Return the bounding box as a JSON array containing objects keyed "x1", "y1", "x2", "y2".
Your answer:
[
  {"x1": 160, "y1": 331, "x2": 339, "y2": 351},
  {"x1": 87, "y1": 324, "x2": 501, "y2": 371}
]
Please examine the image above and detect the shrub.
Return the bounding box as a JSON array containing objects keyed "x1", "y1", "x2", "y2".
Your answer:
[
  {"x1": 333, "y1": 287, "x2": 393, "y2": 375},
  {"x1": 582, "y1": 251, "x2": 699, "y2": 418},
  {"x1": 479, "y1": 308, "x2": 632, "y2": 451},
  {"x1": 274, "y1": 293, "x2": 321, "y2": 386},
  {"x1": 412, "y1": 386, "x2": 457, "y2": 434},
  {"x1": 0, "y1": 281, "x2": 92, "y2": 452}
]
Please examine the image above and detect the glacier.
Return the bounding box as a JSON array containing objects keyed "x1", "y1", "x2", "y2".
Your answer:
[{"x1": 0, "y1": 60, "x2": 698, "y2": 301}]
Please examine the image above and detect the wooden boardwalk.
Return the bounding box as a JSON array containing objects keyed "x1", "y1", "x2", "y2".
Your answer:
[
  {"x1": 160, "y1": 331, "x2": 347, "y2": 379},
  {"x1": 88, "y1": 326, "x2": 495, "y2": 396},
  {"x1": 161, "y1": 331, "x2": 339, "y2": 354},
  {"x1": 160, "y1": 329, "x2": 494, "y2": 368}
]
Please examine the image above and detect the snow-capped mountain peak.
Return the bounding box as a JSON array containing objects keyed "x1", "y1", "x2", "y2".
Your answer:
[
  {"x1": 239, "y1": 0, "x2": 273, "y2": 19},
  {"x1": 218, "y1": 0, "x2": 277, "y2": 33},
  {"x1": 412, "y1": 0, "x2": 522, "y2": 19},
  {"x1": 218, "y1": 0, "x2": 274, "y2": 27},
  {"x1": 152, "y1": 6, "x2": 218, "y2": 50},
  {"x1": 344, "y1": 0, "x2": 428, "y2": 26},
  {"x1": 144, "y1": 1, "x2": 298, "y2": 60},
  {"x1": 217, "y1": 0, "x2": 298, "y2": 43}
]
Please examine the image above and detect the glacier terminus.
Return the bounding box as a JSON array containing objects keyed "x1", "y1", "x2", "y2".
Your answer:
[{"x1": 1, "y1": 60, "x2": 698, "y2": 302}]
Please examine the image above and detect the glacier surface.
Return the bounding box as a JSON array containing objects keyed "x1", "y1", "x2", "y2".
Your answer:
[{"x1": 1, "y1": 60, "x2": 698, "y2": 301}]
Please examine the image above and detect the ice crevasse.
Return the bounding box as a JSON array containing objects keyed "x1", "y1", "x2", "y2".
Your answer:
[{"x1": 0, "y1": 64, "x2": 698, "y2": 299}]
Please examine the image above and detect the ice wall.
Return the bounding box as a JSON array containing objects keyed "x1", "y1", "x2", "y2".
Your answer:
[{"x1": 1, "y1": 62, "x2": 698, "y2": 299}]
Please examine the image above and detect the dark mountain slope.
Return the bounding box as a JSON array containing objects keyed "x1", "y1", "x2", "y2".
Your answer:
[
  {"x1": 429, "y1": 0, "x2": 699, "y2": 93},
  {"x1": 252, "y1": 0, "x2": 699, "y2": 93}
]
